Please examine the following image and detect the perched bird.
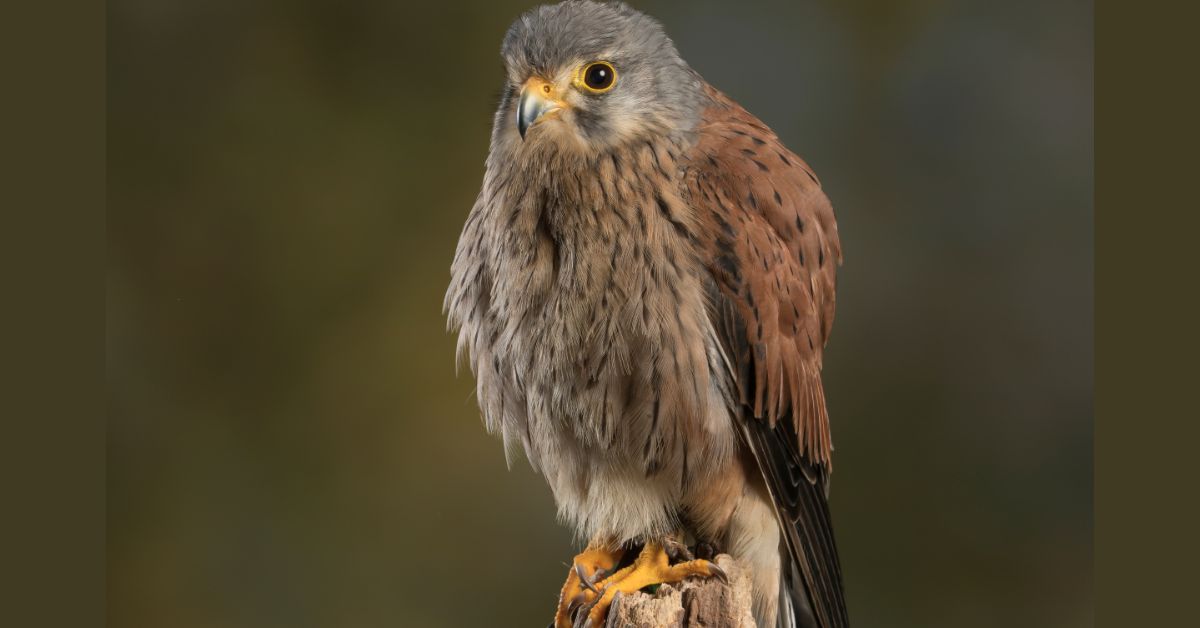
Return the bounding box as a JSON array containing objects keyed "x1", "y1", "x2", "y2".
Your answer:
[{"x1": 445, "y1": 2, "x2": 847, "y2": 626}]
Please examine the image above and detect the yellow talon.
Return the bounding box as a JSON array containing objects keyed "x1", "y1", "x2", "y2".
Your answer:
[
  {"x1": 581, "y1": 541, "x2": 725, "y2": 628},
  {"x1": 554, "y1": 542, "x2": 625, "y2": 628}
]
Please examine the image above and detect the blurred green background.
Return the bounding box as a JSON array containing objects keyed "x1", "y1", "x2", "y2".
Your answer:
[{"x1": 107, "y1": 1, "x2": 1093, "y2": 626}]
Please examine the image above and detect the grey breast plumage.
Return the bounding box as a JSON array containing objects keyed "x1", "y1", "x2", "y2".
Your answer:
[{"x1": 445, "y1": 122, "x2": 739, "y2": 542}]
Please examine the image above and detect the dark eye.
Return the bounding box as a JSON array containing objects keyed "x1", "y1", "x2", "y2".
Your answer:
[{"x1": 580, "y1": 62, "x2": 617, "y2": 92}]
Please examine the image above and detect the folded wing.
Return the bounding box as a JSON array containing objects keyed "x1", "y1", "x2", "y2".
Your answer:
[{"x1": 683, "y1": 86, "x2": 848, "y2": 628}]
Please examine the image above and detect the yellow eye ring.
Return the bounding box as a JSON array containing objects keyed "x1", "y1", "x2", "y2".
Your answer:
[{"x1": 576, "y1": 61, "x2": 617, "y2": 93}]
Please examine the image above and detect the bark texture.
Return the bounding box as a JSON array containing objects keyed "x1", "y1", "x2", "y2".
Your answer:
[{"x1": 592, "y1": 555, "x2": 755, "y2": 628}]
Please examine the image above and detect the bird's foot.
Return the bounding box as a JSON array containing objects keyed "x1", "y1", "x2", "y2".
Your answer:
[
  {"x1": 554, "y1": 543, "x2": 625, "y2": 628},
  {"x1": 575, "y1": 540, "x2": 727, "y2": 628}
]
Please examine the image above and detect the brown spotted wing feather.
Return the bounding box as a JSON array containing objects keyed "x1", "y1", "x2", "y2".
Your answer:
[{"x1": 683, "y1": 86, "x2": 848, "y2": 627}]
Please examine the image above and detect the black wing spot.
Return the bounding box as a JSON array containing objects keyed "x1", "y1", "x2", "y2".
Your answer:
[
  {"x1": 717, "y1": 253, "x2": 742, "y2": 286},
  {"x1": 715, "y1": 213, "x2": 737, "y2": 239}
]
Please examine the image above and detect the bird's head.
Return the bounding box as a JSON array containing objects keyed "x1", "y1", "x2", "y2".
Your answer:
[{"x1": 496, "y1": 1, "x2": 704, "y2": 154}]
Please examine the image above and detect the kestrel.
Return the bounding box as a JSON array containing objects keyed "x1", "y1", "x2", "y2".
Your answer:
[{"x1": 445, "y1": 2, "x2": 847, "y2": 627}]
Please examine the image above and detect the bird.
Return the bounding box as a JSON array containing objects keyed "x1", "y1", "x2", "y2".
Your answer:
[{"x1": 444, "y1": 2, "x2": 847, "y2": 627}]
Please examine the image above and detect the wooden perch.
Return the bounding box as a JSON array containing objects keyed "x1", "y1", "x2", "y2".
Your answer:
[{"x1": 575, "y1": 554, "x2": 756, "y2": 628}]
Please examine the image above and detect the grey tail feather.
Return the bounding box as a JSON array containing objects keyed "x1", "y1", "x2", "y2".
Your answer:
[
  {"x1": 777, "y1": 568, "x2": 797, "y2": 628},
  {"x1": 778, "y1": 557, "x2": 817, "y2": 628}
]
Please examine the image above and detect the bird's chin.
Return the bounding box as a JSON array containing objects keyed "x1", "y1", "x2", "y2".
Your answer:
[
  {"x1": 516, "y1": 119, "x2": 590, "y2": 153},
  {"x1": 521, "y1": 123, "x2": 559, "y2": 143}
]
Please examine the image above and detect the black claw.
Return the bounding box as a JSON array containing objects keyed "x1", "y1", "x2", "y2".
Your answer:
[
  {"x1": 580, "y1": 583, "x2": 611, "y2": 616},
  {"x1": 575, "y1": 564, "x2": 600, "y2": 595},
  {"x1": 708, "y1": 562, "x2": 729, "y2": 584}
]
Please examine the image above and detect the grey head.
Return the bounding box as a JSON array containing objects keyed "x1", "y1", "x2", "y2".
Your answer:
[{"x1": 495, "y1": 1, "x2": 706, "y2": 153}]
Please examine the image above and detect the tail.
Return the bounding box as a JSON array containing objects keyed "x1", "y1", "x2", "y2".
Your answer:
[
  {"x1": 740, "y1": 418, "x2": 850, "y2": 628},
  {"x1": 777, "y1": 559, "x2": 818, "y2": 628}
]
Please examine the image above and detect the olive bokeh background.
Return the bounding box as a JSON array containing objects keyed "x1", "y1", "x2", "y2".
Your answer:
[{"x1": 108, "y1": 1, "x2": 1093, "y2": 626}]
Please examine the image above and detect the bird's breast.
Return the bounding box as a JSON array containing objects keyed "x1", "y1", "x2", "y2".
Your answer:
[{"x1": 448, "y1": 142, "x2": 738, "y2": 534}]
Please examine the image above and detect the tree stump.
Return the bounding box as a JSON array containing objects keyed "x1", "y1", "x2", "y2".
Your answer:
[{"x1": 575, "y1": 554, "x2": 756, "y2": 628}]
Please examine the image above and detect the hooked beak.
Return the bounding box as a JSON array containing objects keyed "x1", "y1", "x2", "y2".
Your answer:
[{"x1": 517, "y1": 78, "x2": 564, "y2": 140}]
